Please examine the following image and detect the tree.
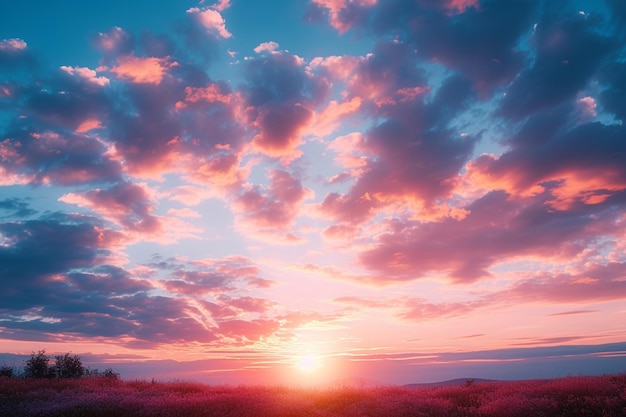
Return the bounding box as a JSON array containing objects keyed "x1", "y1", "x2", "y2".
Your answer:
[
  {"x1": 24, "y1": 350, "x2": 51, "y2": 378},
  {"x1": 22, "y1": 349, "x2": 117, "y2": 380},
  {"x1": 54, "y1": 353, "x2": 84, "y2": 379}
]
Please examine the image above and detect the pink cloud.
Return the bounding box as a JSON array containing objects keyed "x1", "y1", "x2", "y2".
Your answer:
[
  {"x1": 319, "y1": 190, "x2": 377, "y2": 225},
  {"x1": 60, "y1": 66, "x2": 110, "y2": 86},
  {"x1": 310, "y1": 97, "x2": 362, "y2": 137},
  {"x1": 327, "y1": 172, "x2": 352, "y2": 184},
  {"x1": 343, "y1": 43, "x2": 428, "y2": 104},
  {"x1": 166, "y1": 208, "x2": 201, "y2": 218},
  {"x1": 356, "y1": 188, "x2": 623, "y2": 283},
  {"x1": 322, "y1": 224, "x2": 358, "y2": 240},
  {"x1": 544, "y1": 171, "x2": 626, "y2": 210},
  {"x1": 217, "y1": 295, "x2": 276, "y2": 314},
  {"x1": 0, "y1": 38, "x2": 27, "y2": 51},
  {"x1": 446, "y1": 0, "x2": 479, "y2": 14},
  {"x1": 187, "y1": 7, "x2": 232, "y2": 38},
  {"x1": 163, "y1": 271, "x2": 235, "y2": 296},
  {"x1": 335, "y1": 261, "x2": 626, "y2": 319},
  {"x1": 0, "y1": 165, "x2": 32, "y2": 186},
  {"x1": 59, "y1": 182, "x2": 162, "y2": 234},
  {"x1": 187, "y1": 152, "x2": 247, "y2": 191},
  {"x1": 289, "y1": 262, "x2": 386, "y2": 285},
  {"x1": 163, "y1": 185, "x2": 220, "y2": 206},
  {"x1": 217, "y1": 319, "x2": 280, "y2": 343},
  {"x1": 74, "y1": 118, "x2": 103, "y2": 134},
  {"x1": 0, "y1": 84, "x2": 12, "y2": 97},
  {"x1": 254, "y1": 41, "x2": 280, "y2": 54},
  {"x1": 311, "y1": 0, "x2": 377, "y2": 33},
  {"x1": 399, "y1": 298, "x2": 486, "y2": 321},
  {"x1": 504, "y1": 262, "x2": 626, "y2": 304},
  {"x1": 94, "y1": 27, "x2": 131, "y2": 53},
  {"x1": 335, "y1": 295, "x2": 486, "y2": 321},
  {"x1": 577, "y1": 96, "x2": 597, "y2": 119},
  {"x1": 308, "y1": 55, "x2": 361, "y2": 80},
  {"x1": 232, "y1": 169, "x2": 311, "y2": 236},
  {"x1": 190, "y1": 255, "x2": 265, "y2": 281},
  {"x1": 463, "y1": 124, "x2": 626, "y2": 211},
  {"x1": 250, "y1": 102, "x2": 313, "y2": 160},
  {"x1": 211, "y1": 0, "x2": 231, "y2": 12},
  {"x1": 176, "y1": 84, "x2": 233, "y2": 108},
  {"x1": 107, "y1": 55, "x2": 177, "y2": 84},
  {"x1": 0, "y1": 131, "x2": 122, "y2": 185},
  {"x1": 327, "y1": 132, "x2": 368, "y2": 168}
]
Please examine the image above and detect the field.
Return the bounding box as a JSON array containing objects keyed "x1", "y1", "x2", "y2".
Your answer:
[{"x1": 1, "y1": 374, "x2": 625, "y2": 416}]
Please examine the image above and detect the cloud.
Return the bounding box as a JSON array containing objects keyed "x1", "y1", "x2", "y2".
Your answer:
[
  {"x1": 0, "y1": 215, "x2": 300, "y2": 348},
  {"x1": 0, "y1": 213, "x2": 123, "y2": 311},
  {"x1": 308, "y1": 0, "x2": 377, "y2": 33},
  {"x1": 334, "y1": 261, "x2": 626, "y2": 320},
  {"x1": 250, "y1": 102, "x2": 313, "y2": 159},
  {"x1": 93, "y1": 27, "x2": 134, "y2": 58},
  {"x1": 166, "y1": 208, "x2": 201, "y2": 218},
  {"x1": 500, "y1": 9, "x2": 616, "y2": 119},
  {"x1": 357, "y1": 189, "x2": 623, "y2": 283},
  {"x1": 310, "y1": 97, "x2": 362, "y2": 137},
  {"x1": 60, "y1": 66, "x2": 110, "y2": 87},
  {"x1": 59, "y1": 182, "x2": 162, "y2": 234},
  {"x1": 107, "y1": 55, "x2": 178, "y2": 84},
  {"x1": 254, "y1": 41, "x2": 280, "y2": 54},
  {"x1": 464, "y1": 118, "x2": 626, "y2": 211},
  {"x1": 309, "y1": 0, "x2": 538, "y2": 93},
  {"x1": 0, "y1": 198, "x2": 37, "y2": 218},
  {"x1": 503, "y1": 262, "x2": 626, "y2": 304},
  {"x1": 318, "y1": 73, "x2": 477, "y2": 225},
  {"x1": 187, "y1": 7, "x2": 232, "y2": 39},
  {"x1": 232, "y1": 169, "x2": 312, "y2": 238},
  {"x1": 0, "y1": 130, "x2": 122, "y2": 186},
  {"x1": 240, "y1": 51, "x2": 329, "y2": 161},
  {"x1": 0, "y1": 38, "x2": 27, "y2": 51},
  {"x1": 177, "y1": 84, "x2": 233, "y2": 107},
  {"x1": 211, "y1": 0, "x2": 232, "y2": 12}
]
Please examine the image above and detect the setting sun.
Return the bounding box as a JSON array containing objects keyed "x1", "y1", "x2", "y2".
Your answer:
[{"x1": 296, "y1": 355, "x2": 322, "y2": 372}]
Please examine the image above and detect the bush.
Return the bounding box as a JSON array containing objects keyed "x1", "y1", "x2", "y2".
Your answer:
[
  {"x1": 0, "y1": 365, "x2": 14, "y2": 378},
  {"x1": 85, "y1": 367, "x2": 120, "y2": 380},
  {"x1": 101, "y1": 368, "x2": 120, "y2": 380},
  {"x1": 22, "y1": 350, "x2": 100, "y2": 380},
  {"x1": 54, "y1": 353, "x2": 84, "y2": 379},
  {"x1": 23, "y1": 350, "x2": 51, "y2": 379}
]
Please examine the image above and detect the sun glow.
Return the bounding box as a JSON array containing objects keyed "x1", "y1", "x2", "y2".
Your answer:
[{"x1": 295, "y1": 354, "x2": 322, "y2": 372}]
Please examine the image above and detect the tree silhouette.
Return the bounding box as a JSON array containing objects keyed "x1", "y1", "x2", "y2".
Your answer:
[
  {"x1": 24, "y1": 350, "x2": 50, "y2": 378},
  {"x1": 54, "y1": 353, "x2": 84, "y2": 379}
]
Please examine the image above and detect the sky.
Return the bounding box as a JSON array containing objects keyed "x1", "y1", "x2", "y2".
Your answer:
[{"x1": 1, "y1": 0, "x2": 626, "y2": 386}]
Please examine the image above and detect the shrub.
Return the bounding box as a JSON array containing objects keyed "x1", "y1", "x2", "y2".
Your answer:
[
  {"x1": 101, "y1": 368, "x2": 120, "y2": 380},
  {"x1": 54, "y1": 353, "x2": 84, "y2": 379},
  {"x1": 23, "y1": 350, "x2": 51, "y2": 379},
  {"x1": 0, "y1": 365, "x2": 14, "y2": 378},
  {"x1": 85, "y1": 367, "x2": 120, "y2": 380}
]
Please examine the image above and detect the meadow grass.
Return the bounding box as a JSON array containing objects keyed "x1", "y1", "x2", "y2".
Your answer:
[{"x1": 1, "y1": 374, "x2": 625, "y2": 416}]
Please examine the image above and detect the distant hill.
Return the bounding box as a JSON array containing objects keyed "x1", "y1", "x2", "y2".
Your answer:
[{"x1": 403, "y1": 378, "x2": 499, "y2": 389}]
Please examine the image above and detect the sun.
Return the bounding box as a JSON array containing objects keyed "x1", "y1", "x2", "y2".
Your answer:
[{"x1": 295, "y1": 354, "x2": 322, "y2": 372}]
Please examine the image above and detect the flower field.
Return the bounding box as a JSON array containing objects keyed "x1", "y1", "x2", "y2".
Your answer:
[{"x1": 1, "y1": 374, "x2": 625, "y2": 416}]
